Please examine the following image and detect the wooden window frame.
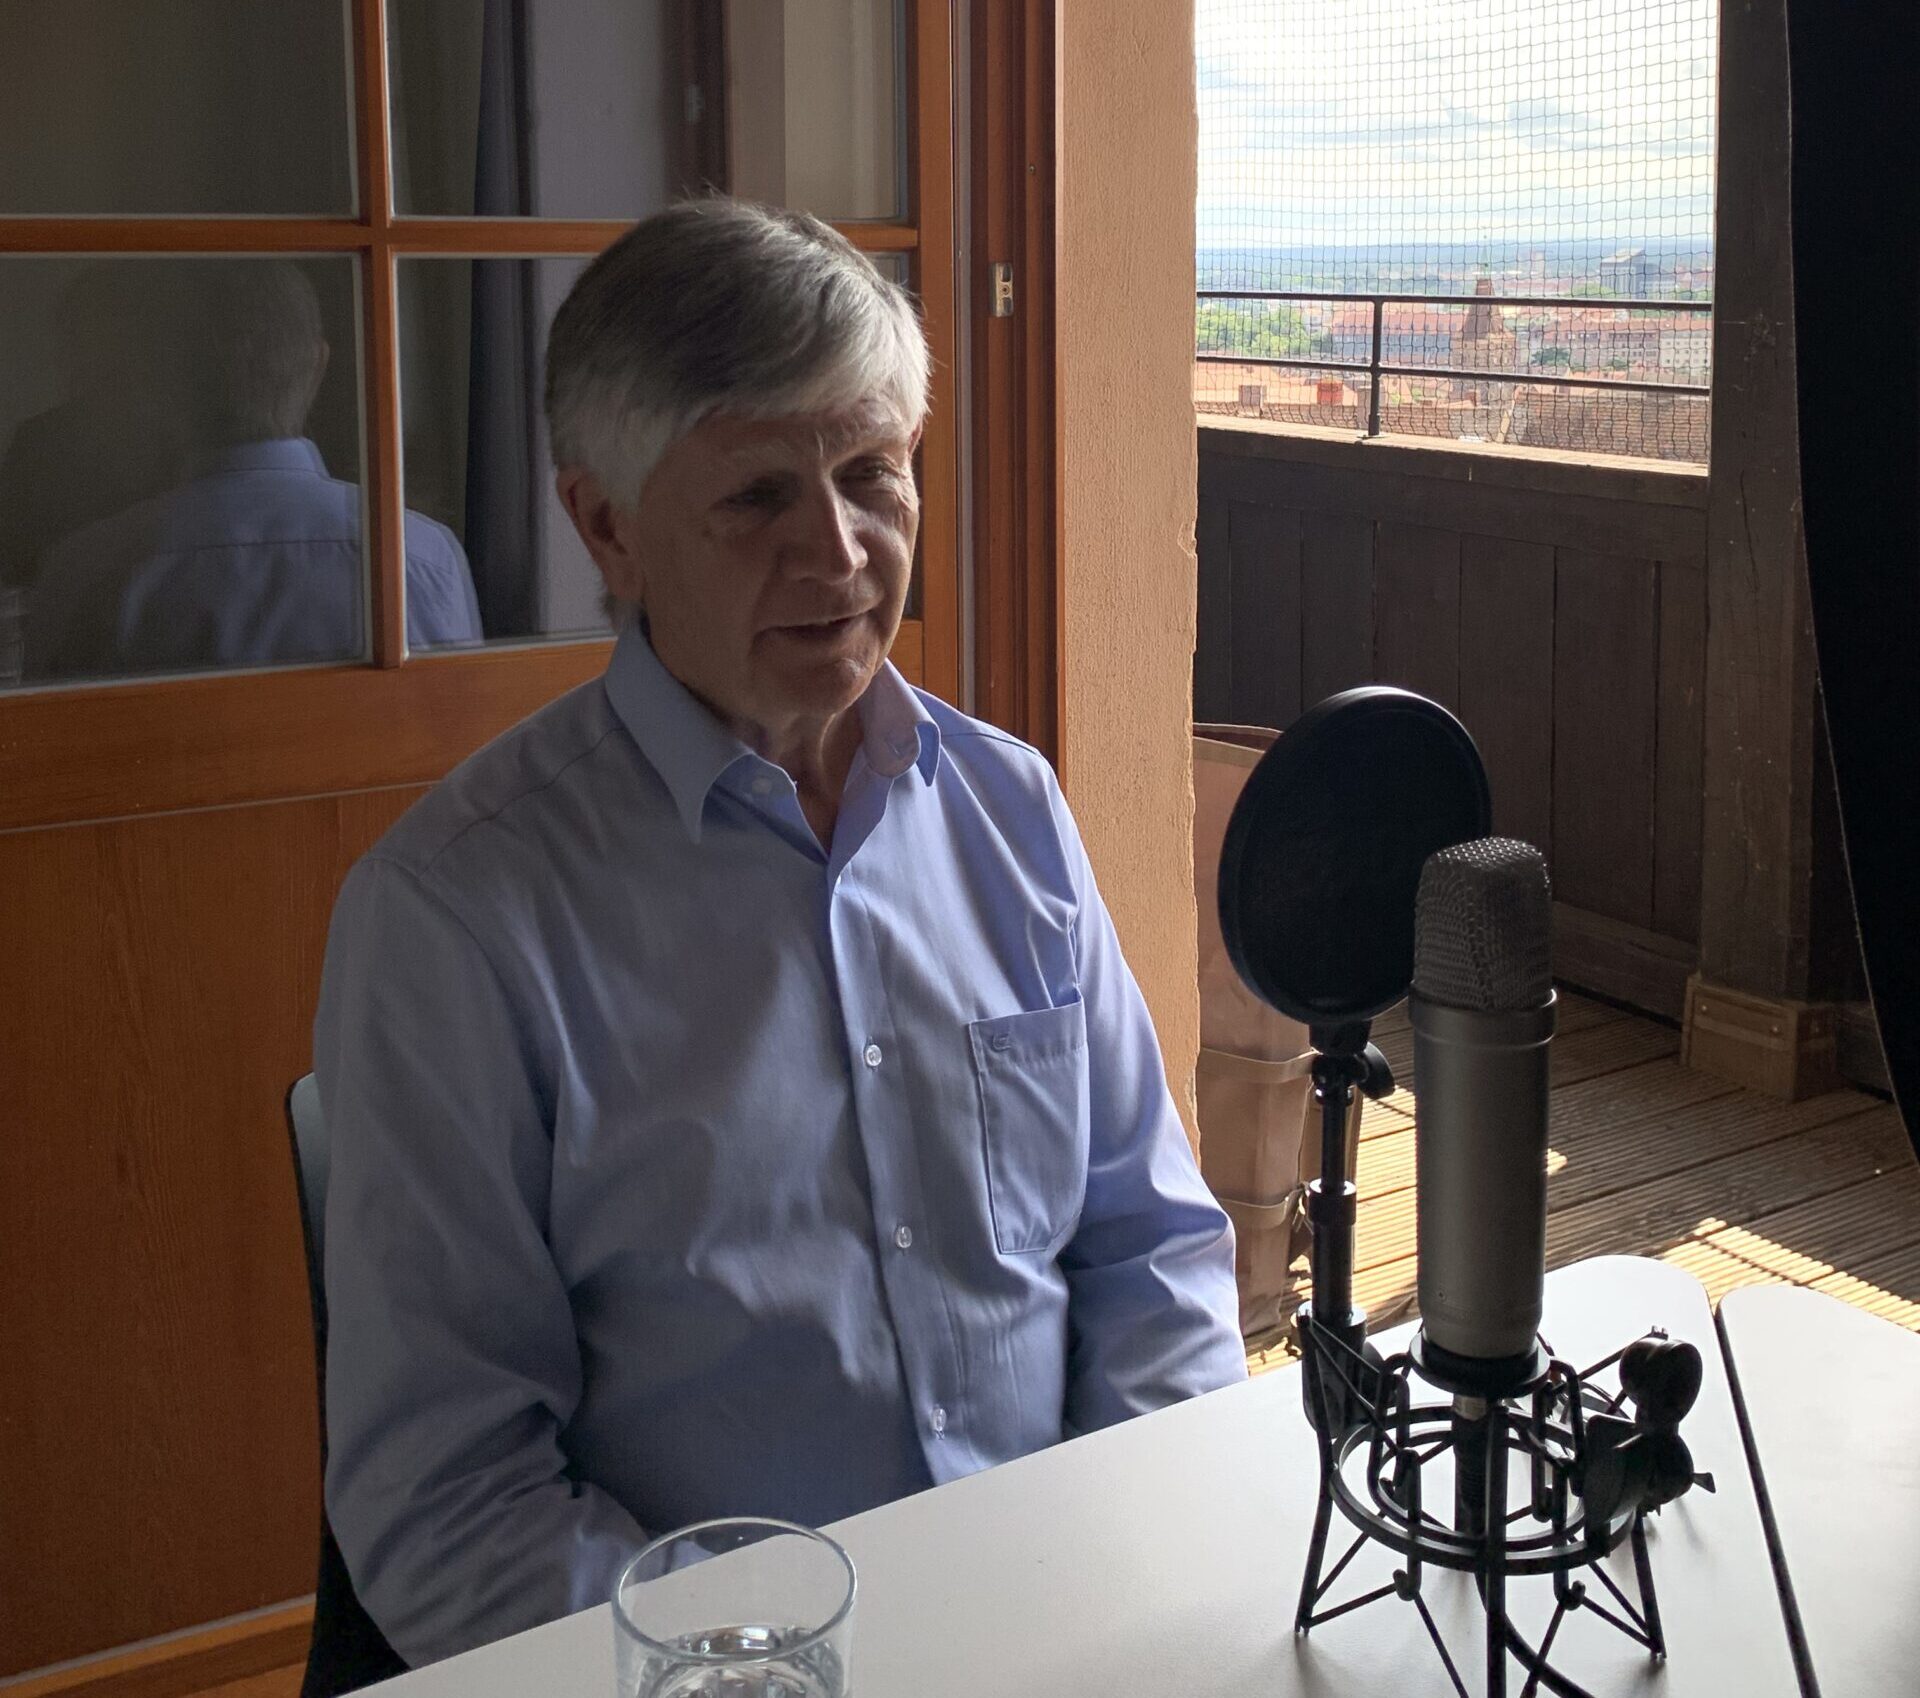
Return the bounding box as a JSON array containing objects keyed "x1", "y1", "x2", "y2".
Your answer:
[
  {"x1": 968, "y1": 0, "x2": 1061, "y2": 770},
  {"x1": 0, "y1": 0, "x2": 961, "y2": 830}
]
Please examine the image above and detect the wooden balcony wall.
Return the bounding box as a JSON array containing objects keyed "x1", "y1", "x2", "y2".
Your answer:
[{"x1": 1195, "y1": 422, "x2": 1710, "y2": 1019}]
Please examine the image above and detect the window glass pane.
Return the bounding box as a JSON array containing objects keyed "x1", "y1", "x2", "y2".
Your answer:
[
  {"x1": 0, "y1": 1, "x2": 354, "y2": 215},
  {"x1": 397, "y1": 250, "x2": 917, "y2": 649},
  {"x1": 1194, "y1": 0, "x2": 1716, "y2": 462},
  {"x1": 0, "y1": 257, "x2": 379, "y2": 690},
  {"x1": 398, "y1": 256, "x2": 606, "y2": 646},
  {"x1": 389, "y1": 0, "x2": 903, "y2": 221}
]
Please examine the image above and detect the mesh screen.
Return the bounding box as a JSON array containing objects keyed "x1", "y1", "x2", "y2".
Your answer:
[
  {"x1": 1413, "y1": 838, "x2": 1554, "y2": 1012},
  {"x1": 1196, "y1": 1, "x2": 1717, "y2": 462}
]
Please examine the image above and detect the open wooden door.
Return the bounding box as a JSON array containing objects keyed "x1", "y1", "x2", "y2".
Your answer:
[{"x1": 0, "y1": 0, "x2": 973, "y2": 1681}]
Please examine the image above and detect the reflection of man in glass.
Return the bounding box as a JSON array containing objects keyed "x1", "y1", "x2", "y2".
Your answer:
[
  {"x1": 27, "y1": 262, "x2": 481, "y2": 680},
  {"x1": 315, "y1": 201, "x2": 1244, "y2": 1668}
]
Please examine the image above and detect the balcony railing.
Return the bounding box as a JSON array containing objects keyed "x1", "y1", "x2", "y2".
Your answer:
[{"x1": 1195, "y1": 289, "x2": 1713, "y2": 439}]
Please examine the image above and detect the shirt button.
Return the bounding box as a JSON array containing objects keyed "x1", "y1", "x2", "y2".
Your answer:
[
  {"x1": 894, "y1": 1224, "x2": 913, "y2": 1250},
  {"x1": 863, "y1": 1042, "x2": 884, "y2": 1069},
  {"x1": 750, "y1": 776, "x2": 772, "y2": 797},
  {"x1": 930, "y1": 1405, "x2": 947, "y2": 1435}
]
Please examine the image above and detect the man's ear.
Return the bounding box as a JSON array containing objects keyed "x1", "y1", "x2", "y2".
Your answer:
[{"x1": 555, "y1": 468, "x2": 646, "y2": 606}]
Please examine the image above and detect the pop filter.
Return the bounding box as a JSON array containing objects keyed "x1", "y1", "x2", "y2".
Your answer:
[{"x1": 1218, "y1": 687, "x2": 1492, "y2": 1029}]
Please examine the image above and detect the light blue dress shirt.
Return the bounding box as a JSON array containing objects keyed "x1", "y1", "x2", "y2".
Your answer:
[
  {"x1": 27, "y1": 438, "x2": 481, "y2": 677},
  {"x1": 314, "y1": 625, "x2": 1244, "y2": 1667}
]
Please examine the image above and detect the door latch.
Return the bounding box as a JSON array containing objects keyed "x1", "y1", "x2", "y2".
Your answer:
[{"x1": 990, "y1": 262, "x2": 1015, "y2": 318}]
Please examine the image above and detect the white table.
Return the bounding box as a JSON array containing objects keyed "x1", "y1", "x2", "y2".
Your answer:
[
  {"x1": 1719, "y1": 1284, "x2": 1920, "y2": 1698},
  {"x1": 369, "y1": 1257, "x2": 1796, "y2": 1696}
]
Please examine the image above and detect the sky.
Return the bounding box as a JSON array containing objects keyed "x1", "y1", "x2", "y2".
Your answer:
[{"x1": 1197, "y1": 0, "x2": 1717, "y2": 251}]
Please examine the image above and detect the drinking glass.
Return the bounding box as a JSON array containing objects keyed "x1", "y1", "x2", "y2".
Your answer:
[{"x1": 612, "y1": 1518, "x2": 856, "y2": 1697}]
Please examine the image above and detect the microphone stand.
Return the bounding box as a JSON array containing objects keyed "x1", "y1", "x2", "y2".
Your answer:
[
  {"x1": 1289, "y1": 1017, "x2": 1698, "y2": 1698},
  {"x1": 1294, "y1": 1021, "x2": 1394, "y2": 1627}
]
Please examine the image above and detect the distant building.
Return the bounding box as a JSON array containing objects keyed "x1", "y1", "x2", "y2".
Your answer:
[
  {"x1": 1597, "y1": 246, "x2": 1651, "y2": 297},
  {"x1": 1193, "y1": 361, "x2": 1364, "y2": 431},
  {"x1": 1195, "y1": 357, "x2": 1710, "y2": 465},
  {"x1": 1659, "y1": 321, "x2": 1713, "y2": 382},
  {"x1": 1319, "y1": 302, "x2": 1464, "y2": 367},
  {"x1": 1457, "y1": 276, "x2": 1518, "y2": 374}
]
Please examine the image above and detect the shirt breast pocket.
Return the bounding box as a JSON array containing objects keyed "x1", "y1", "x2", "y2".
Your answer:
[{"x1": 967, "y1": 998, "x2": 1091, "y2": 1257}]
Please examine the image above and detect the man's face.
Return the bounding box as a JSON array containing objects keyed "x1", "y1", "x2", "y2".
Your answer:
[{"x1": 571, "y1": 400, "x2": 920, "y2": 742}]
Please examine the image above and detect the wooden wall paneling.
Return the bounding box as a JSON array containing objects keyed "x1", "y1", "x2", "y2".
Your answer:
[
  {"x1": 1205, "y1": 449, "x2": 1706, "y2": 562},
  {"x1": 1197, "y1": 429, "x2": 1712, "y2": 1011},
  {"x1": 1298, "y1": 509, "x2": 1375, "y2": 708},
  {"x1": 1372, "y1": 522, "x2": 1460, "y2": 711},
  {"x1": 1654, "y1": 559, "x2": 1709, "y2": 944},
  {"x1": 1457, "y1": 535, "x2": 1555, "y2": 856},
  {"x1": 1226, "y1": 502, "x2": 1302, "y2": 730},
  {"x1": 0, "y1": 787, "x2": 425, "y2": 1674},
  {"x1": 1552, "y1": 549, "x2": 1659, "y2": 927},
  {"x1": 1200, "y1": 423, "x2": 1710, "y2": 511},
  {"x1": 1193, "y1": 464, "x2": 1233, "y2": 723}
]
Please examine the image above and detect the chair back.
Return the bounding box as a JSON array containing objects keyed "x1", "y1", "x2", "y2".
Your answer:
[{"x1": 284, "y1": 1075, "x2": 407, "y2": 1696}]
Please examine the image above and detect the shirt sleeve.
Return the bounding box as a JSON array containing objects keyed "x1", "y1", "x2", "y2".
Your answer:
[
  {"x1": 1046, "y1": 777, "x2": 1248, "y2": 1434},
  {"x1": 314, "y1": 853, "x2": 645, "y2": 1668}
]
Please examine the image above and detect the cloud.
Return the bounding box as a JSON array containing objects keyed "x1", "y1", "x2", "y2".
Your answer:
[{"x1": 1197, "y1": 0, "x2": 1718, "y2": 246}]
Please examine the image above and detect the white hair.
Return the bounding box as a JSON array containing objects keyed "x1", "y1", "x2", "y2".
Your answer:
[{"x1": 545, "y1": 198, "x2": 930, "y2": 508}]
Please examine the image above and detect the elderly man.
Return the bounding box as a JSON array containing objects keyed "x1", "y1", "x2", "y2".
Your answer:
[{"x1": 316, "y1": 199, "x2": 1243, "y2": 1668}]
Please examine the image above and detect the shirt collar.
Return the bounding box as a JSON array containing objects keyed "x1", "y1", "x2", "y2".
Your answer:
[
  {"x1": 200, "y1": 437, "x2": 328, "y2": 477},
  {"x1": 855, "y1": 655, "x2": 942, "y2": 788},
  {"x1": 604, "y1": 623, "x2": 753, "y2": 843},
  {"x1": 603, "y1": 622, "x2": 942, "y2": 843}
]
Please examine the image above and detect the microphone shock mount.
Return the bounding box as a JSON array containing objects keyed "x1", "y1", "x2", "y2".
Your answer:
[{"x1": 1291, "y1": 1034, "x2": 1713, "y2": 1698}]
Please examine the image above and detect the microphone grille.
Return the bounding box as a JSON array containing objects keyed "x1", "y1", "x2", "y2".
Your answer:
[{"x1": 1413, "y1": 837, "x2": 1553, "y2": 1012}]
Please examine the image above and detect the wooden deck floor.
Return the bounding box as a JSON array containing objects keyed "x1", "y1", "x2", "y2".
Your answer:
[{"x1": 1249, "y1": 991, "x2": 1920, "y2": 1371}]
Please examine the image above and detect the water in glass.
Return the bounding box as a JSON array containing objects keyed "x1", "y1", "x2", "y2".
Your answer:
[{"x1": 626, "y1": 1625, "x2": 847, "y2": 1698}]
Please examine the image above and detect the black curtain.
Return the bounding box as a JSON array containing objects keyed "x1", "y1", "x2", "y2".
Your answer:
[
  {"x1": 464, "y1": 0, "x2": 540, "y2": 639},
  {"x1": 1786, "y1": 0, "x2": 1920, "y2": 1151}
]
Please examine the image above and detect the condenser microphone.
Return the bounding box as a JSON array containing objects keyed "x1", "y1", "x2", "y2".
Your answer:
[{"x1": 1410, "y1": 838, "x2": 1556, "y2": 1385}]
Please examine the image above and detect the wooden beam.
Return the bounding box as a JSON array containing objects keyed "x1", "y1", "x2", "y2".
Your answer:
[
  {"x1": 969, "y1": 0, "x2": 1062, "y2": 761},
  {"x1": 1696, "y1": 0, "x2": 1821, "y2": 1001},
  {"x1": 1554, "y1": 904, "x2": 1696, "y2": 1023},
  {"x1": 1199, "y1": 419, "x2": 1711, "y2": 510},
  {"x1": 0, "y1": 221, "x2": 368, "y2": 253},
  {"x1": 0, "y1": 646, "x2": 608, "y2": 830},
  {"x1": 1, "y1": 1605, "x2": 310, "y2": 1698},
  {"x1": 0, "y1": 218, "x2": 919, "y2": 257}
]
